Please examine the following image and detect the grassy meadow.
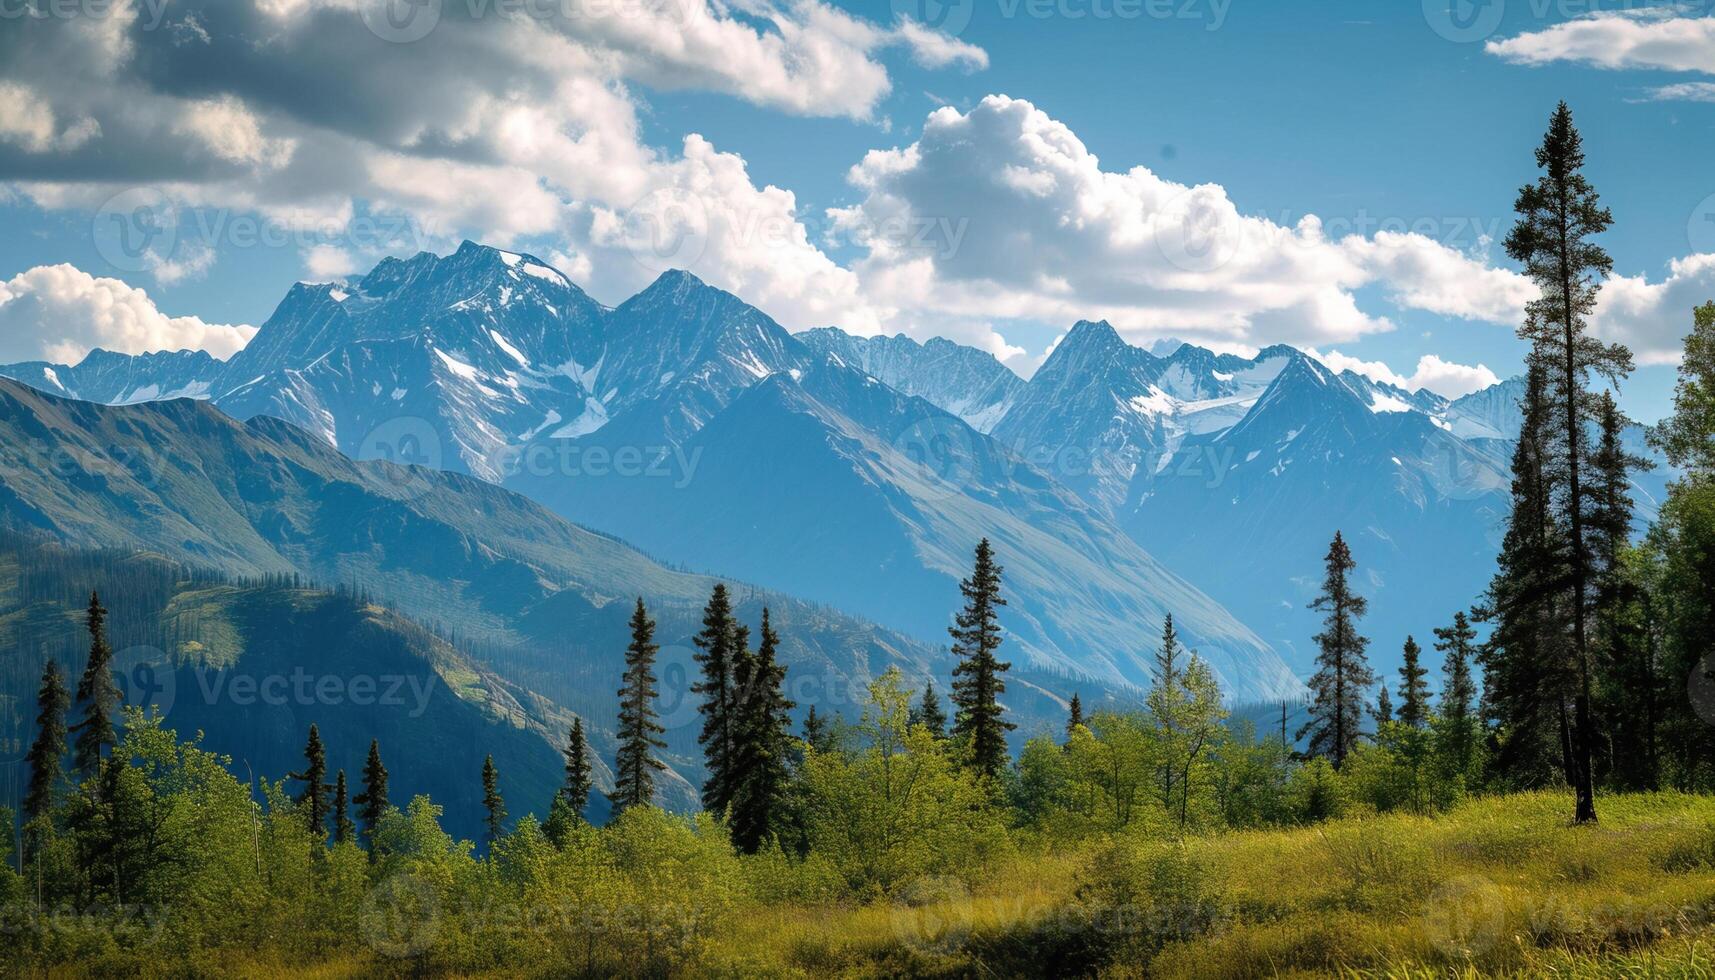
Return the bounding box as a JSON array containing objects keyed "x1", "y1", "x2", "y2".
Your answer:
[
  {"x1": 708, "y1": 791, "x2": 1715, "y2": 978},
  {"x1": 12, "y1": 789, "x2": 1715, "y2": 978}
]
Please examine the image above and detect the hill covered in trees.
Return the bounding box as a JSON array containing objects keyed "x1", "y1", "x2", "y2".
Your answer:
[
  {"x1": 0, "y1": 374, "x2": 1096, "y2": 802},
  {"x1": 0, "y1": 536, "x2": 590, "y2": 839}
]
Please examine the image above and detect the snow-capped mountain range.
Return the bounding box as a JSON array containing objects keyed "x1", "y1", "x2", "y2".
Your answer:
[
  {"x1": 796, "y1": 328, "x2": 1027, "y2": 433},
  {"x1": 1, "y1": 242, "x2": 1666, "y2": 687},
  {"x1": 2, "y1": 347, "x2": 224, "y2": 405},
  {"x1": 834, "y1": 318, "x2": 1669, "y2": 672}
]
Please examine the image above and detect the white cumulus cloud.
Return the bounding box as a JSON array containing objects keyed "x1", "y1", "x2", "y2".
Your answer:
[
  {"x1": 0, "y1": 265, "x2": 256, "y2": 365},
  {"x1": 0, "y1": 0, "x2": 981, "y2": 322},
  {"x1": 828, "y1": 95, "x2": 1534, "y2": 362},
  {"x1": 1595, "y1": 253, "x2": 1715, "y2": 366},
  {"x1": 1487, "y1": 10, "x2": 1715, "y2": 74},
  {"x1": 1312, "y1": 348, "x2": 1501, "y2": 400}
]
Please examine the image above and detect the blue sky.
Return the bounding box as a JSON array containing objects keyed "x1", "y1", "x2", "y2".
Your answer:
[{"x1": 1, "y1": 0, "x2": 1709, "y2": 419}]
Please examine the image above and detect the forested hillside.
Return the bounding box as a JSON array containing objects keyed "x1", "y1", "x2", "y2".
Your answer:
[{"x1": 0, "y1": 535, "x2": 584, "y2": 839}]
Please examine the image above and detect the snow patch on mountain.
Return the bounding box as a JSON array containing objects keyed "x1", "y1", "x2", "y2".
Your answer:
[{"x1": 796, "y1": 328, "x2": 1025, "y2": 432}]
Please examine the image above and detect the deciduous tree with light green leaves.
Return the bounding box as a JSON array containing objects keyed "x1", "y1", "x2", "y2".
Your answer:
[
  {"x1": 1147, "y1": 619, "x2": 1229, "y2": 831},
  {"x1": 801, "y1": 667, "x2": 1008, "y2": 891}
]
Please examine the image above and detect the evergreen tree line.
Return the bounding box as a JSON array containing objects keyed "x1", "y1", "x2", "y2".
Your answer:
[
  {"x1": 601, "y1": 537, "x2": 1019, "y2": 854},
  {"x1": 1287, "y1": 102, "x2": 1715, "y2": 822},
  {"x1": 2, "y1": 537, "x2": 1025, "y2": 911}
]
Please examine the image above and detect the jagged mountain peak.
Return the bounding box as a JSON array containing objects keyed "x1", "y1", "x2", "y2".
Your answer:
[
  {"x1": 1054, "y1": 318, "x2": 1133, "y2": 356},
  {"x1": 1255, "y1": 343, "x2": 1304, "y2": 361},
  {"x1": 642, "y1": 267, "x2": 709, "y2": 292},
  {"x1": 1231, "y1": 350, "x2": 1365, "y2": 434},
  {"x1": 0, "y1": 345, "x2": 226, "y2": 406},
  {"x1": 794, "y1": 327, "x2": 1025, "y2": 432},
  {"x1": 611, "y1": 268, "x2": 785, "y2": 344},
  {"x1": 341, "y1": 249, "x2": 436, "y2": 302},
  {"x1": 1032, "y1": 320, "x2": 1155, "y2": 391},
  {"x1": 1443, "y1": 375, "x2": 1526, "y2": 440},
  {"x1": 77, "y1": 346, "x2": 218, "y2": 371},
  {"x1": 618, "y1": 269, "x2": 795, "y2": 335}
]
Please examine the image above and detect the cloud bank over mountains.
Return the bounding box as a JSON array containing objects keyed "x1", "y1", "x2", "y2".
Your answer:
[
  {"x1": 0, "y1": 1, "x2": 1703, "y2": 379},
  {"x1": 0, "y1": 265, "x2": 255, "y2": 365}
]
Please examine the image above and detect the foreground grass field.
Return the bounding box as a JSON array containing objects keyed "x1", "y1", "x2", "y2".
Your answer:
[
  {"x1": 703, "y1": 791, "x2": 1715, "y2": 978},
  {"x1": 15, "y1": 790, "x2": 1715, "y2": 978}
]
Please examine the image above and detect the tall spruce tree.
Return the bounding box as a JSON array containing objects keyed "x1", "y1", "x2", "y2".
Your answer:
[
  {"x1": 481, "y1": 755, "x2": 506, "y2": 847},
  {"x1": 1646, "y1": 301, "x2": 1715, "y2": 783},
  {"x1": 801, "y1": 706, "x2": 830, "y2": 754},
  {"x1": 1479, "y1": 360, "x2": 1575, "y2": 786},
  {"x1": 692, "y1": 584, "x2": 740, "y2": 817},
  {"x1": 288, "y1": 724, "x2": 331, "y2": 838},
  {"x1": 949, "y1": 538, "x2": 1014, "y2": 780},
  {"x1": 23, "y1": 661, "x2": 70, "y2": 831},
  {"x1": 560, "y1": 718, "x2": 594, "y2": 819},
  {"x1": 71, "y1": 592, "x2": 120, "y2": 776},
  {"x1": 1397, "y1": 636, "x2": 1430, "y2": 727},
  {"x1": 1147, "y1": 613, "x2": 1187, "y2": 806},
  {"x1": 611, "y1": 598, "x2": 667, "y2": 813},
  {"x1": 1590, "y1": 393, "x2": 1644, "y2": 581},
  {"x1": 1435, "y1": 611, "x2": 1480, "y2": 774},
  {"x1": 353, "y1": 739, "x2": 389, "y2": 858},
  {"x1": 333, "y1": 770, "x2": 355, "y2": 845},
  {"x1": 1589, "y1": 392, "x2": 1661, "y2": 788},
  {"x1": 1373, "y1": 685, "x2": 1394, "y2": 727},
  {"x1": 728, "y1": 608, "x2": 795, "y2": 853},
  {"x1": 1505, "y1": 101, "x2": 1633, "y2": 823},
  {"x1": 1066, "y1": 693, "x2": 1085, "y2": 738},
  {"x1": 1593, "y1": 549, "x2": 1661, "y2": 791},
  {"x1": 1297, "y1": 532, "x2": 1375, "y2": 769},
  {"x1": 910, "y1": 681, "x2": 948, "y2": 737}
]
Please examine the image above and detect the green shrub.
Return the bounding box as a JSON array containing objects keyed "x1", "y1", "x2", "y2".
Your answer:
[{"x1": 1286, "y1": 757, "x2": 1349, "y2": 824}]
